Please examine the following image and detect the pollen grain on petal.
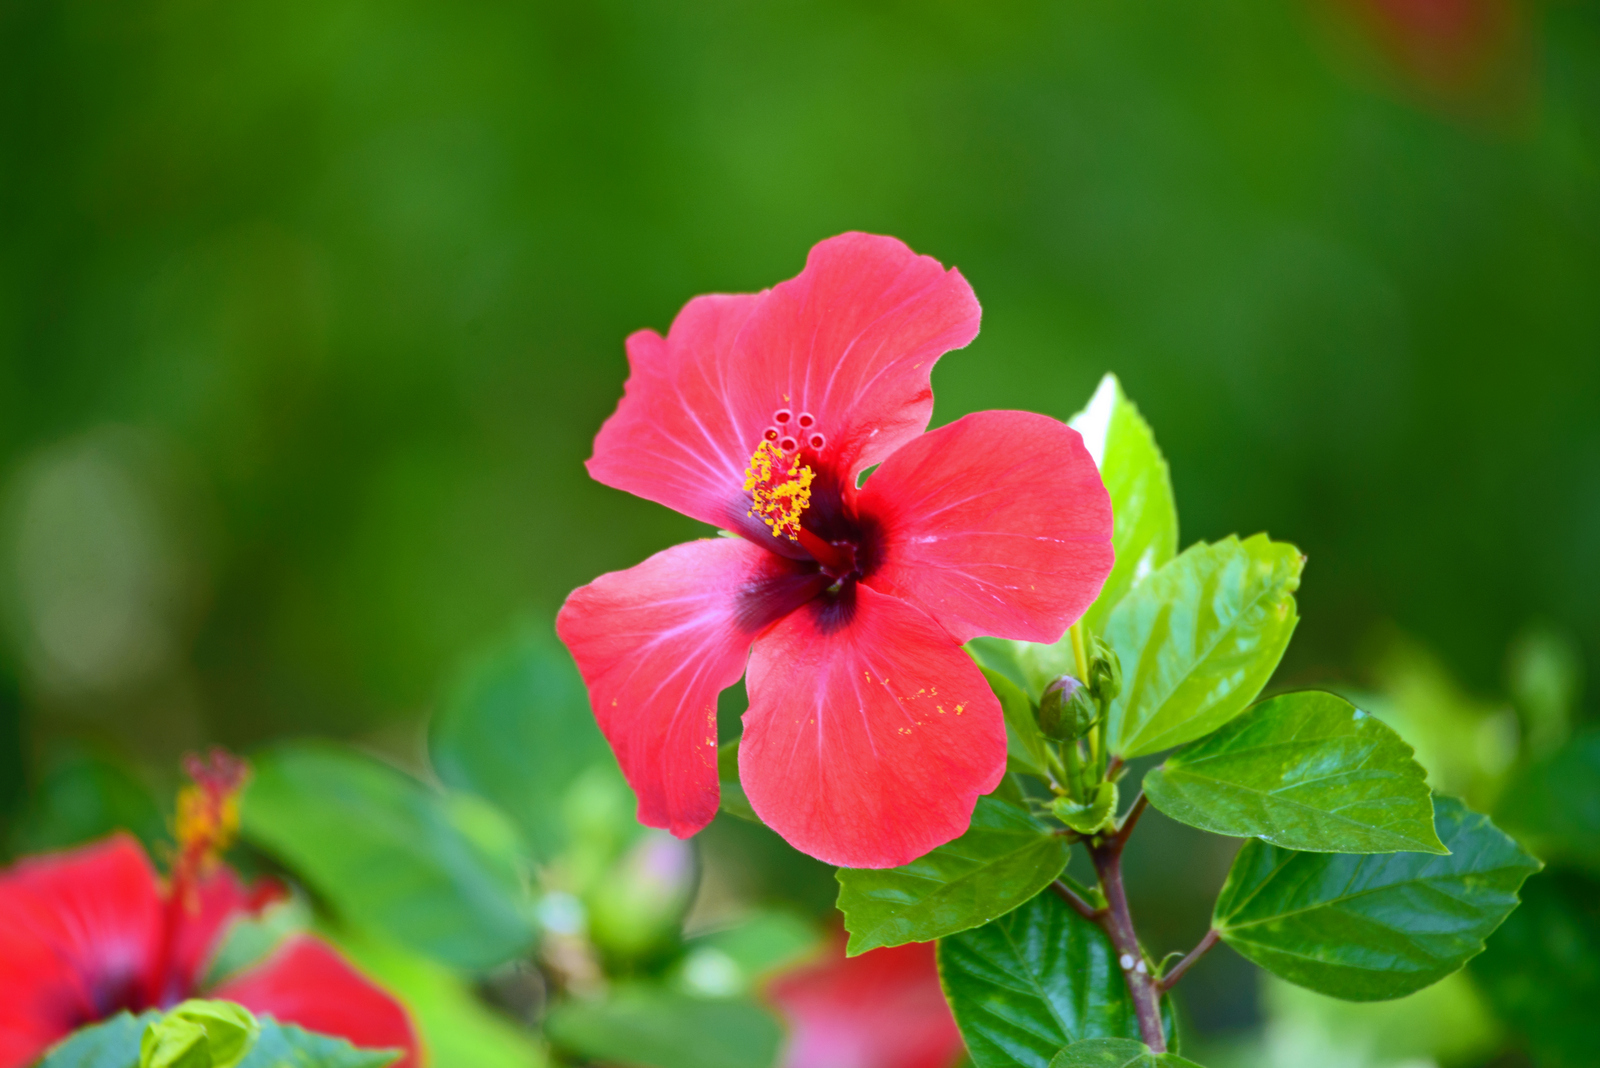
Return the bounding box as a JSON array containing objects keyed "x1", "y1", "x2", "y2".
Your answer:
[{"x1": 743, "y1": 439, "x2": 814, "y2": 541}]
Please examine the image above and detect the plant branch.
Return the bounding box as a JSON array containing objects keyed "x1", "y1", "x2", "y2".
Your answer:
[
  {"x1": 1088, "y1": 840, "x2": 1167, "y2": 1052},
  {"x1": 1051, "y1": 879, "x2": 1104, "y2": 921},
  {"x1": 1110, "y1": 792, "x2": 1148, "y2": 848},
  {"x1": 1157, "y1": 928, "x2": 1219, "y2": 993}
]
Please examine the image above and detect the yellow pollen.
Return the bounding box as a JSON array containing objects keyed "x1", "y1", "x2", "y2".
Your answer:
[
  {"x1": 744, "y1": 439, "x2": 813, "y2": 541},
  {"x1": 175, "y1": 784, "x2": 241, "y2": 859}
]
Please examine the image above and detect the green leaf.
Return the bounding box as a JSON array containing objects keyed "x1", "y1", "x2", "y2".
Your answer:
[
  {"x1": 322, "y1": 928, "x2": 551, "y2": 1068},
  {"x1": 1051, "y1": 782, "x2": 1118, "y2": 835},
  {"x1": 983, "y1": 666, "x2": 1052, "y2": 779},
  {"x1": 428, "y1": 623, "x2": 607, "y2": 861},
  {"x1": 1143, "y1": 691, "x2": 1446, "y2": 854},
  {"x1": 1472, "y1": 868, "x2": 1600, "y2": 1068},
  {"x1": 243, "y1": 743, "x2": 536, "y2": 970},
  {"x1": 9, "y1": 747, "x2": 167, "y2": 857},
  {"x1": 40, "y1": 1012, "x2": 399, "y2": 1068},
  {"x1": 1495, "y1": 729, "x2": 1600, "y2": 876},
  {"x1": 715, "y1": 740, "x2": 760, "y2": 823},
  {"x1": 1049, "y1": 1038, "x2": 1203, "y2": 1068},
  {"x1": 1213, "y1": 795, "x2": 1540, "y2": 1001},
  {"x1": 41, "y1": 1012, "x2": 159, "y2": 1068},
  {"x1": 837, "y1": 794, "x2": 1070, "y2": 954},
  {"x1": 1105, "y1": 535, "x2": 1303, "y2": 759},
  {"x1": 937, "y1": 887, "x2": 1167, "y2": 1068},
  {"x1": 544, "y1": 987, "x2": 782, "y2": 1068},
  {"x1": 235, "y1": 1019, "x2": 399, "y2": 1068},
  {"x1": 1069, "y1": 374, "x2": 1179, "y2": 637}
]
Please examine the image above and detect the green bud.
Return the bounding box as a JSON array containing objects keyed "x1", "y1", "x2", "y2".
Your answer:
[
  {"x1": 140, "y1": 1000, "x2": 259, "y2": 1068},
  {"x1": 1087, "y1": 636, "x2": 1122, "y2": 704},
  {"x1": 1037, "y1": 675, "x2": 1097, "y2": 741}
]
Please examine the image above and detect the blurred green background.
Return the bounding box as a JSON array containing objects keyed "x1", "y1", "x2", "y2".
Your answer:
[{"x1": 2, "y1": 0, "x2": 1597, "y2": 1061}]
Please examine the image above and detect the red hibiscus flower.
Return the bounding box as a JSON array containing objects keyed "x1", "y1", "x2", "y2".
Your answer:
[
  {"x1": 557, "y1": 233, "x2": 1113, "y2": 868},
  {"x1": 0, "y1": 752, "x2": 420, "y2": 1068},
  {"x1": 768, "y1": 935, "x2": 963, "y2": 1068}
]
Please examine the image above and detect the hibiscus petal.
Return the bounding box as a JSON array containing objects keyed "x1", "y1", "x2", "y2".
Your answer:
[
  {"x1": 860, "y1": 410, "x2": 1114, "y2": 644},
  {"x1": 211, "y1": 935, "x2": 420, "y2": 1068},
  {"x1": 588, "y1": 292, "x2": 783, "y2": 544},
  {"x1": 161, "y1": 869, "x2": 286, "y2": 1004},
  {"x1": 767, "y1": 934, "x2": 964, "y2": 1068},
  {"x1": 741, "y1": 584, "x2": 1006, "y2": 868},
  {"x1": 729, "y1": 233, "x2": 981, "y2": 482},
  {"x1": 586, "y1": 234, "x2": 980, "y2": 542},
  {"x1": 0, "y1": 834, "x2": 162, "y2": 1067},
  {"x1": 557, "y1": 538, "x2": 827, "y2": 838}
]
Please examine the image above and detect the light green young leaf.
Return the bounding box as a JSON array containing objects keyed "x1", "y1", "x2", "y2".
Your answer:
[
  {"x1": 938, "y1": 888, "x2": 1169, "y2": 1067},
  {"x1": 982, "y1": 666, "x2": 1052, "y2": 778},
  {"x1": 836, "y1": 794, "x2": 1069, "y2": 954},
  {"x1": 1143, "y1": 691, "x2": 1446, "y2": 854},
  {"x1": 1069, "y1": 373, "x2": 1179, "y2": 637},
  {"x1": 544, "y1": 986, "x2": 781, "y2": 1068},
  {"x1": 428, "y1": 623, "x2": 607, "y2": 862},
  {"x1": 243, "y1": 743, "x2": 536, "y2": 971},
  {"x1": 1214, "y1": 795, "x2": 1540, "y2": 1001},
  {"x1": 1051, "y1": 781, "x2": 1118, "y2": 835},
  {"x1": 1049, "y1": 1037, "x2": 1203, "y2": 1068},
  {"x1": 141, "y1": 1001, "x2": 257, "y2": 1068},
  {"x1": 1105, "y1": 535, "x2": 1303, "y2": 759}
]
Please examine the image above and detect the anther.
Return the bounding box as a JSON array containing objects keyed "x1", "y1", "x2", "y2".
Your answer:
[{"x1": 744, "y1": 439, "x2": 814, "y2": 541}]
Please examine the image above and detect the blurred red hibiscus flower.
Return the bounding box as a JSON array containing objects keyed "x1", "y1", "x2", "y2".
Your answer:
[
  {"x1": 768, "y1": 935, "x2": 963, "y2": 1068},
  {"x1": 558, "y1": 232, "x2": 1113, "y2": 868},
  {"x1": 0, "y1": 751, "x2": 419, "y2": 1068}
]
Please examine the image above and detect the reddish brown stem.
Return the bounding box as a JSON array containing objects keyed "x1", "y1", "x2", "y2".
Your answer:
[
  {"x1": 1110, "y1": 792, "x2": 1148, "y2": 849},
  {"x1": 1088, "y1": 840, "x2": 1166, "y2": 1052},
  {"x1": 1051, "y1": 879, "x2": 1104, "y2": 921},
  {"x1": 1158, "y1": 928, "x2": 1219, "y2": 993}
]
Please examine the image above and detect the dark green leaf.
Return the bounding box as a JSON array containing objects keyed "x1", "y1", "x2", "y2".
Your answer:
[
  {"x1": 938, "y1": 887, "x2": 1167, "y2": 1067},
  {"x1": 1214, "y1": 795, "x2": 1540, "y2": 1000},
  {"x1": 1069, "y1": 374, "x2": 1179, "y2": 637},
  {"x1": 1049, "y1": 1038, "x2": 1202, "y2": 1068},
  {"x1": 837, "y1": 794, "x2": 1069, "y2": 954},
  {"x1": 40, "y1": 1012, "x2": 158, "y2": 1068},
  {"x1": 1495, "y1": 729, "x2": 1600, "y2": 876},
  {"x1": 9, "y1": 748, "x2": 166, "y2": 857},
  {"x1": 1106, "y1": 535, "x2": 1303, "y2": 759},
  {"x1": 428, "y1": 623, "x2": 607, "y2": 861},
  {"x1": 1472, "y1": 868, "x2": 1600, "y2": 1068},
  {"x1": 544, "y1": 986, "x2": 782, "y2": 1068},
  {"x1": 982, "y1": 666, "x2": 1052, "y2": 779},
  {"x1": 1143, "y1": 691, "x2": 1445, "y2": 854},
  {"x1": 243, "y1": 743, "x2": 536, "y2": 970}
]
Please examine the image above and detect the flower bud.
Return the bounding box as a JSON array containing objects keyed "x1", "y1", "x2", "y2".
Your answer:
[
  {"x1": 1037, "y1": 675, "x2": 1097, "y2": 741},
  {"x1": 1087, "y1": 637, "x2": 1122, "y2": 704}
]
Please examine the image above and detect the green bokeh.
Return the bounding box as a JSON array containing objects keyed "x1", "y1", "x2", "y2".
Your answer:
[{"x1": 3, "y1": 0, "x2": 1596, "y2": 746}]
